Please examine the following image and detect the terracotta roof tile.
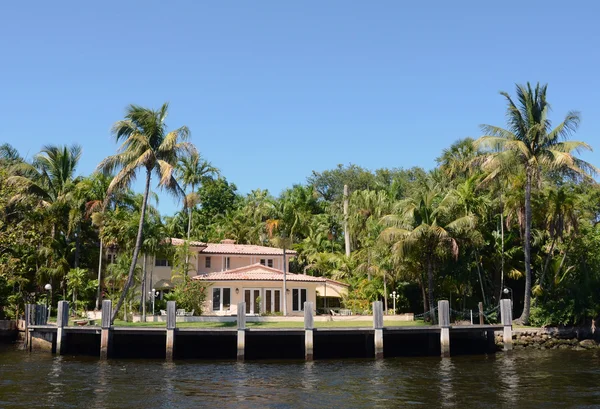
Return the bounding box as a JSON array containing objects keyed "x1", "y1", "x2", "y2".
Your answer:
[
  {"x1": 199, "y1": 242, "x2": 296, "y2": 256},
  {"x1": 169, "y1": 238, "x2": 207, "y2": 248},
  {"x1": 192, "y1": 263, "x2": 323, "y2": 283}
]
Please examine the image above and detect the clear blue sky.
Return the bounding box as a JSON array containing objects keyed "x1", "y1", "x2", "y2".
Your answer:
[{"x1": 2, "y1": 1, "x2": 599, "y2": 215}]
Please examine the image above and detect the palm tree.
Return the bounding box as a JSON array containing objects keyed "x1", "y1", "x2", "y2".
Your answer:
[
  {"x1": 97, "y1": 103, "x2": 194, "y2": 323},
  {"x1": 382, "y1": 178, "x2": 475, "y2": 323},
  {"x1": 176, "y1": 152, "x2": 219, "y2": 241},
  {"x1": 475, "y1": 82, "x2": 597, "y2": 324}
]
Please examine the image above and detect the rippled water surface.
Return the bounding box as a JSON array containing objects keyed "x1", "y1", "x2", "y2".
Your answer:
[{"x1": 1, "y1": 344, "x2": 599, "y2": 408}]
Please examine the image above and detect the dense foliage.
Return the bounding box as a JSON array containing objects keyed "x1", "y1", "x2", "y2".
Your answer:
[{"x1": 1, "y1": 84, "x2": 598, "y2": 326}]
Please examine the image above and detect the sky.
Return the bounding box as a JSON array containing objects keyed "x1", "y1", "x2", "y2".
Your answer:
[{"x1": 2, "y1": 1, "x2": 599, "y2": 215}]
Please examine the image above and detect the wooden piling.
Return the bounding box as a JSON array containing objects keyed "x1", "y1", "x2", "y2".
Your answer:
[
  {"x1": 373, "y1": 301, "x2": 384, "y2": 359},
  {"x1": 24, "y1": 304, "x2": 32, "y2": 350},
  {"x1": 500, "y1": 299, "x2": 512, "y2": 351},
  {"x1": 237, "y1": 302, "x2": 246, "y2": 361},
  {"x1": 438, "y1": 300, "x2": 450, "y2": 357},
  {"x1": 478, "y1": 302, "x2": 484, "y2": 325},
  {"x1": 100, "y1": 300, "x2": 112, "y2": 360},
  {"x1": 166, "y1": 301, "x2": 176, "y2": 360},
  {"x1": 56, "y1": 301, "x2": 69, "y2": 355},
  {"x1": 304, "y1": 301, "x2": 314, "y2": 361}
]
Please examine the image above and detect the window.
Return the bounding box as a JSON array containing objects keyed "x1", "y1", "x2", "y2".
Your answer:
[
  {"x1": 155, "y1": 258, "x2": 169, "y2": 267},
  {"x1": 212, "y1": 287, "x2": 231, "y2": 311},
  {"x1": 260, "y1": 258, "x2": 273, "y2": 267},
  {"x1": 107, "y1": 254, "x2": 117, "y2": 264},
  {"x1": 292, "y1": 288, "x2": 307, "y2": 311},
  {"x1": 205, "y1": 257, "x2": 211, "y2": 268},
  {"x1": 225, "y1": 257, "x2": 231, "y2": 270}
]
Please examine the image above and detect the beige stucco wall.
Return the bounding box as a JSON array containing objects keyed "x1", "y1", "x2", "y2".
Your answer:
[
  {"x1": 196, "y1": 254, "x2": 290, "y2": 274},
  {"x1": 201, "y1": 280, "x2": 319, "y2": 317}
]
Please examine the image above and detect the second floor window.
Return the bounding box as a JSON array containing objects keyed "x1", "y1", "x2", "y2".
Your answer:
[
  {"x1": 205, "y1": 257, "x2": 211, "y2": 268},
  {"x1": 260, "y1": 259, "x2": 274, "y2": 267},
  {"x1": 155, "y1": 259, "x2": 169, "y2": 267},
  {"x1": 225, "y1": 257, "x2": 231, "y2": 270}
]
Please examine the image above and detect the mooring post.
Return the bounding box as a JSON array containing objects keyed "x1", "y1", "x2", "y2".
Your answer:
[
  {"x1": 438, "y1": 300, "x2": 450, "y2": 357},
  {"x1": 304, "y1": 301, "x2": 314, "y2": 361},
  {"x1": 478, "y1": 302, "x2": 484, "y2": 325},
  {"x1": 56, "y1": 301, "x2": 69, "y2": 355},
  {"x1": 237, "y1": 302, "x2": 246, "y2": 361},
  {"x1": 500, "y1": 299, "x2": 512, "y2": 351},
  {"x1": 100, "y1": 300, "x2": 112, "y2": 360},
  {"x1": 373, "y1": 301, "x2": 384, "y2": 359},
  {"x1": 24, "y1": 304, "x2": 32, "y2": 350},
  {"x1": 166, "y1": 301, "x2": 176, "y2": 361}
]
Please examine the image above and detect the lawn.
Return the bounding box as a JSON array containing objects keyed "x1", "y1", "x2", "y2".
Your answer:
[{"x1": 111, "y1": 320, "x2": 430, "y2": 329}]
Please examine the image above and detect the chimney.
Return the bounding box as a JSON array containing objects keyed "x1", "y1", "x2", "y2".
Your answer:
[{"x1": 220, "y1": 239, "x2": 236, "y2": 244}]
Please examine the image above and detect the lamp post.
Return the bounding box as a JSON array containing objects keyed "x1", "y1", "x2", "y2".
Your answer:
[
  {"x1": 391, "y1": 290, "x2": 399, "y2": 315},
  {"x1": 151, "y1": 288, "x2": 157, "y2": 317},
  {"x1": 44, "y1": 283, "x2": 52, "y2": 322},
  {"x1": 503, "y1": 287, "x2": 513, "y2": 310}
]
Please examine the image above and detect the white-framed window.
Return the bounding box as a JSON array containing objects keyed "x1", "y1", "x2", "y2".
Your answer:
[
  {"x1": 292, "y1": 288, "x2": 307, "y2": 312},
  {"x1": 212, "y1": 287, "x2": 231, "y2": 311},
  {"x1": 155, "y1": 258, "x2": 169, "y2": 267},
  {"x1": 225, "y1": 257, "x2": 231, "y2": 270},
  {"x1": 107, "y1": 253, "x2": 117, "y2": 264},
  {"x1": 260, "y1": 258, "x2": 274, "y2": 268},
  {"x1": 205, "y1": 257, "x2": 211, "y2": 268}
]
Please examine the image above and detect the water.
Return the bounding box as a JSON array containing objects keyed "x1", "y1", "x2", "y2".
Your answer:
[{"x1": 1, "y1": 344, "x2": 599, "y2": 408}]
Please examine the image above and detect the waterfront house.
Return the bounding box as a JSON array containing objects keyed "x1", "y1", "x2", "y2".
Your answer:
[{"x1": 142, "y1": 238, "x2": 348, "y2": 315}]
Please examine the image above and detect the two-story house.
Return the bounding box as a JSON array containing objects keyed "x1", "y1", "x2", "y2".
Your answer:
[{"x1": 144, "y1": 238, "x2": 348, "y2": 316}]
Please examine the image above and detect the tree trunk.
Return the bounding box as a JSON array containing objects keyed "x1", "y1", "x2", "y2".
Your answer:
[
  {"x1": 499, "y1": 203, "x2": 505, "y2": 306},
  {"x1": 427, "y1": 255, "x2": 436, "y2": 324},
  {"x1": 141, "y1": 253, "x2": 147, "y2": 322},
  {"x1": 343, "y1": 184, "x2": 351, "y2": 257},
  {"x1": 383, "y1": 274, "x2": 388, "y2": 313},
  {"x1": 74, "y1": 225, "x2": 81, "y2": 268},
  {"x1": 418, "y1": 275, "x2": 428, "y2": 314},
  {"x1": 539, "y1": 238, "x2": 556, "y2": 291},
  {"x1": 96, "y1": 237, "x2": 103, "y2": 310},
  {"x1": 475, "y1": 251, "x2": 486, "y2": 306},
  {"x1": 520, "y1": 168, "x2": 533, "y2": 324},
  {"x1": 111, "y1": 168, "x2": 151, "y2": 324}
]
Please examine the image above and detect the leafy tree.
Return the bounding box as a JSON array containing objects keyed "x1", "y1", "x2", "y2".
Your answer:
[
  {"x1": 475, "y1": 82, "x2": 597, "y2": 324},
  {"x1": 98, "y1": 103, "x2": 193, "y2": 323}
]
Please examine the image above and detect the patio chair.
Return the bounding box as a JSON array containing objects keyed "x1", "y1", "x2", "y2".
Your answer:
[
  {"x1": 185, "y1": 309, "x2": 194, "y2": 317},
  {"x1": 176, "y1": 309, "x2": 186, "y2": 316},
  {"x1": 160, "y1": 310, "x2": 167, "y2": 316}
]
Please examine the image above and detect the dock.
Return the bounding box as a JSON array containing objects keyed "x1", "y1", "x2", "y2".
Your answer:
[{"x1": 25, "y1": 300, "x2": 513, "y2": 360}]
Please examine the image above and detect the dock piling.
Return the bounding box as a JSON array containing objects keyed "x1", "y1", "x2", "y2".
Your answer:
[
  {"x1": 100, "y1": 300, "x2": 112, "y2": 359},
  {"x1": 56, "y1": 301, "x2": 68, "y2": 355},
  {"x1": 166, "y1": 301, "x2": 176, "y2": 360},
  {"x1": 237, "y1": 302, "x2": 246, "y2": 361},
  {"x1": 438, "y1": 300, "x2": 450, "y2": 357},
  {"x1": 373, "y1": 301, "x2": 384, "y2": 359},
  {"x1": 500, "y1": 299, "x2": 512, "y2": 351},
  {"x1": 304, "y1": 301, "x2": 314, "y2": 361}
]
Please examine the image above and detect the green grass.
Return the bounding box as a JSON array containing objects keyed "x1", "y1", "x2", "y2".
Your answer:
[{"x1": 111, "y1": 320, "x2": 430, "y2": 329}]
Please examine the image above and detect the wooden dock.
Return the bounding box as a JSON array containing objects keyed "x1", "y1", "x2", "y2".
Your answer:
[{"x1": 25, "y1": 300, "x2": 513, "y2": 361}]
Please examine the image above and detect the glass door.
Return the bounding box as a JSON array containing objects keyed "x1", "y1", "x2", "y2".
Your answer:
[
  {"x1": 244, "y1": 289, "x2": 261, "y2": 314},
  {"x1": 264, "y1": 289, "x2": 281, "y2": 313}
]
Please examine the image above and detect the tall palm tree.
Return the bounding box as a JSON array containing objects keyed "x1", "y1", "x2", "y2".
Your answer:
[
  {"x1": 97, "y1": 103, "x2": 194, "y2": 323},
  {"x1": 475, "y1": 82, "x2": 597, "y2": 324},
  {"x1": 176, "y1": 152, "x2": 219, "y2": 241},
  {"x1": 382, "y1": 179, "x2": 475, "y2": 323}
]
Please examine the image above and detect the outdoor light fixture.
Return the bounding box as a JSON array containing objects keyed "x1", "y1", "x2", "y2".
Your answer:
[
  {"x1": 503, "y1": 287, "x2": 513, "y2": 309},
  {"x1": 44, "y1": 284, "x2": 52, "y2": 322},
  {"x1": 235, "y1": 288, "x2": 239, "y2": 294},
  {"x1": 391, "y1": 290, "x2": 400, "y2": 315}
]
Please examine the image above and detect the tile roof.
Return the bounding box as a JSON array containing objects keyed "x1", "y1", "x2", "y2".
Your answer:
[
  {"x1": 199, "y1": 242, "x2": 297, "y2": 256},
  {"x1": 169, "y1": 238, "x2": 208, "y2": 248},
  {"x1": 192, "y1": 263, "x2": 324, "y2": 283}
]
